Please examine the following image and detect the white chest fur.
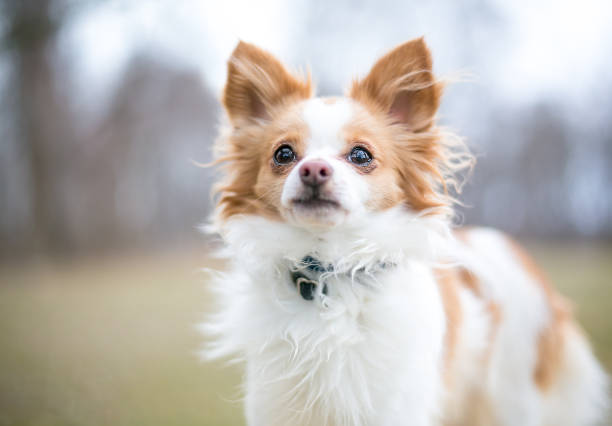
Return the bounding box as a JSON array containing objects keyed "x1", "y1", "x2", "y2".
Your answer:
[{"x1": 207, "y1": 257, "x2": 446, "y2": 426}]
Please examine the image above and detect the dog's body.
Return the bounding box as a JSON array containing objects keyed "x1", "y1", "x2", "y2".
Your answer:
[{"x1": 204, "y1": 39, "x2": 608, "y2": 426}]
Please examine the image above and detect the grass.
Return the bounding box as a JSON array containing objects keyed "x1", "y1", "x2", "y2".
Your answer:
[
  {"x1": 0, "y1": 252, "x2": 243, "y2": 426},
  {"x1": 525, "y1": 241, "x2": 612, "y2": 375},
  {"x1": 0, "y1": 242, "x2": 610, "y2": 426}
]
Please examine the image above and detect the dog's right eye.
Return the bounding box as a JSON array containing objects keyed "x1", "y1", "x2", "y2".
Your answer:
[{"x1": 274, "y1": 145, "x2": 296, "y2": 165}]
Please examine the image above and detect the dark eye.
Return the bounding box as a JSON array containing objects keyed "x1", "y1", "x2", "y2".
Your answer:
[
  {"x1": 274, "y1": 145, "x2": 296, "y2": 165},
  {"x1": 349, "y1": 146, "x2": 373, "y2": 165}
]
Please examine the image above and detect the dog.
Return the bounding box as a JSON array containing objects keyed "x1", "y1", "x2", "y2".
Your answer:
[{"x1": 203, "y1": 38, "x2": 608, "y2": 426}]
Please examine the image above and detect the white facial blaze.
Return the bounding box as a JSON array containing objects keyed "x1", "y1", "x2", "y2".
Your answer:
[
  {"x1": 280, "y1": 98, "x2": 371, "y2": 226},
  {"x1": 302, "y1": 98, "x2": 352, "y2": 155}
]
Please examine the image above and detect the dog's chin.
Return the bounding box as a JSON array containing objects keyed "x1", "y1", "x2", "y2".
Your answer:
[{"x1": 284, "y1": 197, "x2": 348, "y2": 228}]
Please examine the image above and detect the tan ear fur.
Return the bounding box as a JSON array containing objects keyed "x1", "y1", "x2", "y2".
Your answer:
[
  {"x1": 350, "y1": 37, "x2": 442, "y2": 132},
  {"x1": 223, "y1": 41, "x2": 312, "y2": 125}
]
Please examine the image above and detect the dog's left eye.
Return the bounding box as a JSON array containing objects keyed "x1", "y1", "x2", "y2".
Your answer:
[
  {"x1": 274, "y1": 145, "x2": 296, "y2": 165},
  {"x1": 348, "y1": 147, "x2": 373, "y2": 166}
]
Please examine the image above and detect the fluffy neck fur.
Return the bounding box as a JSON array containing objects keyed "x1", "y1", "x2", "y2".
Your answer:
[
  {"x1": 212, "y1": 206, "x2": 452, "y2": 273},
  {"x1": 203, "y1": 207, "x2": 453, "y2": 426}
]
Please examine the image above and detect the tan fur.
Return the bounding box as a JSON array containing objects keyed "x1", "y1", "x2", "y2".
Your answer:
[
  {"x1": 209, "y1": 39, "x2": 608, "y2": 426},
  {"x1": 482, "y1": 301, "x2": 503, "y2": 366},
  {"x1": 436, "y1": 268, "x2": 464, "y2": 386},
  {"x1": 349, "y1": 37, "x2": 442, "y2": 132},
  {"x1": 223, "y1": 41, "x2": 312, "y2": 125},
  {"x1": 349, "y1": 38, "x2": 473, "y2": 213},
  {"x1": 215, "y1": 42, "x2": 313, "y2": 220},
  {"x1": 436, "y1": 259, "x2": 502, "y2": 389},
  {"x1": 456, "y1": 227, "x2": 571, "y2": 391},
  {"x1": 458, "y1": 267, "x2": 481, "y2": 298},
  {"x1": 505, "y1": 237, "x2": 572, "y2": 391},
  {"x1": 339, "y1": 107, "x2": 406, "y2": 210},
  {"x1": 437, "y1": 261, "x2": 502, "y2": 426},
  {"x1": 214, "y1": 103, "x2": 311, "y2": 220},
  {"x1": 214, "y1": 39, "x2": 475, "y2": 223}
]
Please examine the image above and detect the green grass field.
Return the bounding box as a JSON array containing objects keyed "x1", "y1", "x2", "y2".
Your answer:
[{"x1": 0, "y1": 242, "x2": 610, "y2": 426}]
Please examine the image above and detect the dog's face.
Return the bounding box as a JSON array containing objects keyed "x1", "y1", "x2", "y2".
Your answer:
[
  {"x1": 245, "y1": 97, "x2": 408, "y2": 228},
  {"x1": 275, "y1": 98, "x2": 392, "y2": 227},
  {"x1": 215, "y1": 39, "x2": 454, "y2": 229}
]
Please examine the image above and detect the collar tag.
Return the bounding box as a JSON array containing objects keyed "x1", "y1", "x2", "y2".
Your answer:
[
  {"x1": 291, "y1": 271, "x2": 324, "y2": 300},
  {"x1": 290, "y1": 256, "x2": 330, "y2": 301}
]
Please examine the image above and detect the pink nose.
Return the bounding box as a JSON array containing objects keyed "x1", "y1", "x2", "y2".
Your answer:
[{"x1": 299, "y1": 160, "x2": 333, "y2": 187}]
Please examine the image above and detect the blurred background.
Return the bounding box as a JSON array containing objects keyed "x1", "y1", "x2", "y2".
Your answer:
[{"x1": 0, "y1": 0, "x2": 610, "y2": 425}]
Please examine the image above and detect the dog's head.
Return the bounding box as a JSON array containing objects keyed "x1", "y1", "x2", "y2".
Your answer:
[{"x1": 213, "y1": 38, "x2": 471, "y2": 230}]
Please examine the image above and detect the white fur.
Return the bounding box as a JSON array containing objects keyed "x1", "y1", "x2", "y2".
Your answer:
[
  {"x1": 203, "y1": 208, "x2": 450, "y2": 426},
  {"x1": 301, "y1": 98, "x2": 353, "y2": 155},
  {"x1": 203, "y1": 96, "x2": 608, "y2": 425},
  {"x1": 203, "y1": 213, "x2": 609, "y2": 425},
  {"x1": 203, "y1": 215, "x2": 609, "y2": 426},
  {"x1": 444, "y1": 229, "x2": 609, "y2": 426},
  {"x1": 281, "y1": 98, "x2": 369, "y2": 227}
]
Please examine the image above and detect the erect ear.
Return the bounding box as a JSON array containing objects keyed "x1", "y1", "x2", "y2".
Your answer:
[
  {"x1": 350, "y1": 37, "x2": 442, "y2": 132},
  {"x1": 223, "y1": 41, "x2": 312, "y2": 125}
]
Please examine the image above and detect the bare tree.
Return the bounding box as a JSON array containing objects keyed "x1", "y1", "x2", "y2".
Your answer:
[{"x1": 2, "y1": 0, "x2": 74, "y2": 253}]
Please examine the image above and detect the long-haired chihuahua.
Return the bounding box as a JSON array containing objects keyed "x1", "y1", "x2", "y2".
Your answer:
[{"x1": 202, "y1": 38, "x2": 608, "y2": 426}]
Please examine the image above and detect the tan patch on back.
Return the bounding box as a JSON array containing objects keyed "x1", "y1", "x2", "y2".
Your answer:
[
  {"x1": 436, "y1": 263, "x2": 502, "y2": 394},
  {"x1": 457, "y1": 267, "x2": 481, "y2": 298},
  {"x1": 505, "y1": 237, "x2": 572, "y2": 391},
  {"x1": 482, "y1": 301, "x2": 502, "y2": 366},
  {"x1": 436, "y1": 267, "x2": 463, "y2": 386},
  {"x1": 452, "y1": 227, "x2": 503, "y2": 367},
  {"x1": 453, "y1": 228, "x2": 482, "y2": 297}
]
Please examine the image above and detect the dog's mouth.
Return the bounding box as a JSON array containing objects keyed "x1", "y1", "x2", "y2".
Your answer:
[
  {"x1": 286, "y1": 187, "x2": 347, "y2": 226},
  {"x1": 292, "y1": 197, "x2": 341, "y2": 210},
  {"x1": 291, "y1": 186, "x2": 341, "y2": 211}
]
